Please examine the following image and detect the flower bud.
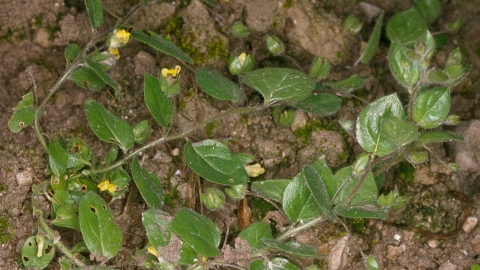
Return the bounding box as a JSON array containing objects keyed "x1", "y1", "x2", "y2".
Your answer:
[
  {"x1": 201, "y1": 188, "x2": 226, "y2": 211},
  {"x1": 267, "y1": 35, "x2": 285, "y2": 56}
]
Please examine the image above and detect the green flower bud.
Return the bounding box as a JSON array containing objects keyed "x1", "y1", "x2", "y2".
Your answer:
[
  {"x1": 415, "y1": 41, "x2": 426, "y2": 56},
  {"x1": 229, "y1": 53, "x2": 255, "y2": 75},
  {"x1": 353, "y1": 153, "x2": 370, "y2": 175},
  {"x1": 225, "y1": 184, "x2": 247, "y2": 200},
  {"x1": 408, "y1": 151, "x2": 428, "y2": 164},
  {"x1": 201, "y1": 188, "x2": 226, "y2": 211},
  {"x1": 133, "y1": 120, "x2": 153, "y2": 144},
  {"x1": 378, "y1": 192, "x2": 394, "y2": 207},
  {"x1": 231, "y1": 22, "x2": 251, "y2": 38},
  {"x1": 446, "y1": 115, "x2": 460, "y2": 125},
  {"x1": 267, "y1": 35, "x2": 285, "y2": 56}
]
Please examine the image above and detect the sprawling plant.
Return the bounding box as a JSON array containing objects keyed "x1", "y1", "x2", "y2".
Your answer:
[{"x1": 9, "y1": 0, "x2": 468, "y2": 269}]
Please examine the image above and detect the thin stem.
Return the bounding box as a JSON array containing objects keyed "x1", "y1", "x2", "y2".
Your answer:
[
  {"x1": 277, "y1": 216, "x2": 325, "y2": 241},
  {"x1": 38, "y1": 215, "x2": 86, "y2": 267},
  {"x1": 82, "y1": 106, "x2": 265, "y2": 176}
]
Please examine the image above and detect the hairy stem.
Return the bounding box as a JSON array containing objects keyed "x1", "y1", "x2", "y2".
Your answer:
[{"x1": 277, "y1": 216, "x2": 325, "y2": 241}]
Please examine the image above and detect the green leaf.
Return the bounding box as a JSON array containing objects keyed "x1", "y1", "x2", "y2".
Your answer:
[
  {"x1": 84, "y1": 0, "x2": 103, "y2": 29},
  {"x1": 144, "y1": 74, "x2": 173, "y2": 127},
  {"x1": 131, "y1": 29, "x2": 193, "y2": 64},
  {"x1": 335, "y1": 204, "x2": 387, "y2": 219},
  {"x1": 84, "y1": 57, "x2": 118, "y2": 91},
  {"x1": 84, "y1": 99, "x2": 134, "y2": 152},
  {"x1": 381, "y1": 117, "x2": 420, "y2": 147},
  {"x1": 359, "y1": 11, "x2": 384, "y2": 64},
  {"x1": 325, "y1": 75, "x2": 371, "y2": 93},
  {"x1": 8, "y1": 92, "x2": 35, "y2": 133},
  {"x1": 303, "y1": 162, "x2": 336, "y2": 220},
  {"x1": 309, "y1": 56, "x2": 330, "y2": 80},
  {"x1": 356, "y1": 93, "x2": 406, "y2": 157},
  {"x1": 69, "y1": 67, "x2": 106, "y2": 91},
  {"x1": 21, "y1": 236, "x2": 55, "y2": 269},
  {"x1": 262, "y1": 239, "x2": 321, "y2": 258},
  {"x1": 143, "y1": 209, "x2": 171, "y2": 247},
  {"x1": 417, "y1": 131, "x2": 463, "y2": 146},
  {"x1": 184, "y1": 140, "x2": 249, "y2": 186},
  {"x1": 231, "y1": 21, "x2": 251, "y2": 38},
  {"x1": 389, "y1": 42, "x2": 421, "y2": 88},
  {"x1": 250, "y1": 258, "x2": 299, "y2": 270},
  {"x1": 413, "y1": 87, "x2": 450, "y2": 128},
  {"x1": 283, "y1": 172, "x2": 322, "y2": 222},
  {"x1": 178, "y1": 243, "x2": 197, "y2": 265},
  {"x1": 131, "y1": 157, "x2": 164, "y2": 209},
  {"x1": 64, "y1": 43, "x2": 81, "y2": 66},
  {"x1": 195, "y1": 67, "x2": 245, "y2": 102},
  {"x1": 471, "y1": 264, "x2": 480, "y2": 270},
  {"x1": 251, "y1": 180, "x2": 291, "y2": 203},
  {"x1": 415, "y1": 0, "x2": 441, "y2": 24},
  {"x1": 52, "y1": 205, "x2": 80, "y2": 230},
  {"x1": 295, "y1": 93, "x2": 341, "y2": 116},
  {"x1": 333, "y1": 167, "x2": 378, "y2": 206},
  {"x1": 79, "y1": 192, "x2": 122, "y2": 259},
  {"x1": 427, "y1": 70, "x2": 449, "y2": 83},
  {"x1": 344, "y1": 14, "x2": 363, "y2": 35},
  {"x1": 49, "y1": 138, "x2": 68, "y2": 177},
  {"x1": 243, "y1": 68, "x2": 314, "y2": 104},
  {"x1": 238, "y1": 223, "x2": 273, "y2": 249},
  {"x1": 386, "y1": 7, "x2": 427, "y2": 45},
  {"x1": 170, "y1": 208, "x2": 221, "y2": 257}
]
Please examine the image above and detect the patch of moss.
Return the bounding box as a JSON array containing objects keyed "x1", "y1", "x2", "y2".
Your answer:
[
  {"x1": 205, "y1": 121, "x2": 218, "y2": 136},
  {"x1": 0, "y1": 182, "x2": 7, "y2": 192},
  {"x1": 349, "y1": 218, "x2": 366, "y2": 234},
  {"x1": 206, "y1": 35, "x2": 228, "y2": 62},
  {"x1": 394, "y1": 161, "x2": 415, "y2": 185},
  {"x1": 283, "y1": 0, "x2": 294, "y2": 9},
  {"x1": 0, "y1": 215, "x2": 15, "y2": 244},
  {"x1": 34, "y1": 13, "x2": 43, "y2": 27}
]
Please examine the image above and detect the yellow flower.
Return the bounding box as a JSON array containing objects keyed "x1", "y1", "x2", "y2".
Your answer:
[
  {"x1": 238, "y1": 52, "x2": 247, "y2": 66},
  {"x1": 161, "y1": 65, "x2": 182, "y2": 78},
  {"x1": 147, "y1": 245, "x2": 160, "y2": 258},
  {"x1": 97, "y1": 180, "x2": 110, "y2": 191},
  {"x1": 107, "y1": 183, "x2": 119, "y2": 193},
  {"x1": 108, "y1": 47, "x2": 120, "y2": 59},
  {"x1": 244, "y1": 163, "x2": 265, "y2": 177},
  {"x1": 115, "y1": 29, "x2": 131, "y2": 44}
]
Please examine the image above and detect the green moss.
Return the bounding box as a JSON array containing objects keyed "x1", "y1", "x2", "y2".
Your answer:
[
  {"x1": 394, "y1": 161, "x2": 415, "y2": 185},
  {"x1": 0, "y1": 183, "x2": 7, "y2": 192},
  {"x1": 349, "y1": 218, "x2": 366, "y2": 234},
  {"x1": 0, "y1": 215, "x2": 14, "y2": 244},
  {"x1": 205, "y1": 121, "x2": 218, "y2": 136},
  {"x1": 206, "y1": 36, "x2": 228, "y2": 62},
  {"x1": 34, "y1": 13, "x2": 43, "y2": 27},
  {"x1": 283, "y1": 0, "x2": 294, "y2": 9}
]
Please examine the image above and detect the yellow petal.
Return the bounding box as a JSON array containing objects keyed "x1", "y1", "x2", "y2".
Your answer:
[
  {"x1": 108, "y1": 47, "x2": 120, "y2": 59},
  {"x1": 238, "y1": 53, "x2": 247, "y2": 66},
  {"x1": 97, "y1": 180, "x2": 110, "y2": 191},
  {"x1": 107, "y1": 183, "x2": 119, "y2": 193},
  {"x1": 115, "y1": 29, "x2": 131, "y2": 44},
  {"x1": 244, "y1": 163, "x2": 265, "y2": 177},
  {"x1": 147, "y1": 245, "x2": 160, "y2": 258}
]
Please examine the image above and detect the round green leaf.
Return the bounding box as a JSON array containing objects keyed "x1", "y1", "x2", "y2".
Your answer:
[
  {"x1": 64, "y1": 43, "x2": 81, "y2": 66},
  {"x1": 69, "y1": 67, "x2": 106, "y2": 91},
  {"x1": 8, "y1": 92, "x2": 35, "y2": 133},
  {"x1": 143, "y1": 209, "x2": 171, "y2": 248},
  {"x1": 21, "y1": 236, "x2": 55, "y2": 269},
  {"x1": 79, "y1": 192, "x2": 122, "y2": 260},
  {"x1": 283, "y1": 172, "x2": 322, "y2": 223},
  {"x1": 250, "y1": 258, "x2": 299, "y2": 270},
  {"x1": 131, "y1": 157, "x2": 164, "y2": 209},
  {"x1": 413, "y1": 87, "x2": 450, "y2": 128},
  {"x1": 184, "y1": 140, "x2": 249, "y2": 186},
  {"x1": 84, "y1": 99, "x2": 134, "y2": 152},
  {"x1": 170, "y1": 208, "x2": 221, "y2": 257},
  {"x1": 251, "y1": 180, "x2": 291, "y2": 203},
  {"x1": 195, "y1": 67, "x2": 244, "y2": 102},
  {"x1": 238, "y1": 223, "x2": 273, "y2": 250},
  {"x1": 333, "y1": 166, "x2": 378, "y2": 206},
  {"x1": 243, "y1": 68, "x2": 314, "y2": 104},
  {"x1": 389, "y1": 42, "x2": 421, "y2": 88},
  {"x1": 386, "y1": 7, "x2": 427, "y2": 45},
  {"x1": 356, "y1": 93, "x2": 406, "y2": 157},
  {"x1": 144, "y1": 74, "x2": 173, "y2": 128},
  {"x1": 415, "y1": 0, "x2": 441, "y2": 24},
  {"x1": 295, "y1": 92, "x2": 341, "y2": 116}
]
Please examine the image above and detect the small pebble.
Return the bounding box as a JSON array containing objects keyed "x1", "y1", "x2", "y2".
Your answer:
[
  {"x1": 439, "y1": 261, "x2": 458, "y2": 270},
  {"x1": 462, "y1": 216, "x2": 478, "y2": 233},
  {"x1": 16, "y1": 171, "x2": 33, "y2": 186},
  {"x1": 428, "y1": 239, "x2": 439, "y2": 248},
  {"x1": 394, "y1": 234, "x2": 401, "y2": 241}
]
